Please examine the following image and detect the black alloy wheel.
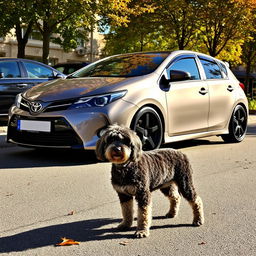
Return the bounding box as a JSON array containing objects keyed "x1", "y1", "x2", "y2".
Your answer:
[
  {"x1": 221, "y1": 105, "x2": 247, "y2": 143},
  {"x1": 131, "y1": 107, "x2": 163, "y2": 151}
]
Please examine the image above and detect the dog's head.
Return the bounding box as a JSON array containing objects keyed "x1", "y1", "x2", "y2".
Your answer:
[{"x1": 96, "y1": 124, "x2": 142, "y2": 164}]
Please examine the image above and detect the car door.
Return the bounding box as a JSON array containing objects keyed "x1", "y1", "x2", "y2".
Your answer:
[
  {"x1": 198, "y1": 56, "x2": 236, "y2": 131},
  {"x1": 164, "y1": 55, "x2": 209, "y2": 136},
  {"x1": 0, "y1": 60, "x2": 27, "y2": 116}
]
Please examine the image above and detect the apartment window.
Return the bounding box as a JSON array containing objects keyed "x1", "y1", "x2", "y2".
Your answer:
[{"x1": 22, "y1": 28, "x2": 42, "y2": 40}]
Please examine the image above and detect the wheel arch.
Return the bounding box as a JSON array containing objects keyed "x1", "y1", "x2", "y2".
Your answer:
[{"x1": 130, "y1": 103, "x2": 166, "y2": 143}]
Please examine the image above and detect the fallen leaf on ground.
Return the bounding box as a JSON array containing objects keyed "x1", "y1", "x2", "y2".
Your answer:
[
  {"x1": 198, "y1": 241, "x2": 207, "y2": 245},
  {"x1": 119, "y1": 240, "x2": 130, "y2": 246},
  {"x1": 67, "y1": 210, "x2": 75, "y2": 216},
  {"x1": 56, "y1": 237, "x2": 80, "y2": 246}
]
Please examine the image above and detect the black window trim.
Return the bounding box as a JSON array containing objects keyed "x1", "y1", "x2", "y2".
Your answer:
[{"x1": 198, "y1": 55, "x2": 228, "y2": 80}]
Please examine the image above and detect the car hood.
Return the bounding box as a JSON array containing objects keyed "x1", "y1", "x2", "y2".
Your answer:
[{"x1": 22, "y1": 77, "x2": 133, "y2": 102}]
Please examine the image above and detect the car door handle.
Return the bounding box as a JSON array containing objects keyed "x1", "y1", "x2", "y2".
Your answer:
[
  {"x1": 227, "y1": 85, "x2": 234, "y2": 92},
  {"x1": 16, "y1": 83, "x2": 29, "y2": 89},
  {"x1": 199, "y1": 88, "x2": 208, "y2": 95}
]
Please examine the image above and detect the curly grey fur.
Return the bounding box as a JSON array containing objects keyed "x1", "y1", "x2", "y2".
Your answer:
[{"x1": 96, "y1": 124, "x2": 204, "y2": 238}]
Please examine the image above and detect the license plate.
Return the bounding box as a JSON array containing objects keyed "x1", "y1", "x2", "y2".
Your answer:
[{"x1": 17, "y1": 120, "x2": 51, "y2": 132}]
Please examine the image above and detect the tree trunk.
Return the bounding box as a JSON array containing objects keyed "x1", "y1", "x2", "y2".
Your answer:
[
  {"x1": 15, "y1": 21, "x2": 33, "y2": 58},
  {"x1": 245, "y1": 60, "x2": 251, "y2": 97},
  {"x1": 42, "y1": 21, "x2": 51, "y2": 64}
]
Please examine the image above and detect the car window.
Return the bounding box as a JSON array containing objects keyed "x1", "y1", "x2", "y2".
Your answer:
[
  {"x1": 55, "y1": 66, "x2": 65, "y2": 73},
  {"x1": 199, "y1": 58, "x2": 223, "y2": 79},
  {"x1": 23, "y1": 62, "x2": 54, "y2": 78},
  {"x1": 219, "y1": 62, "x2": 228, "y2": 78},
  {"x1": 67, "y1": 67, "x2": 76, "y2": 74},
  {"x1": 72, "y1": 53, "x2": 170, "y2": 78},
  {"x1": 0, "y1": 61, "x2": 21, "y2": 78},
  {"x1": 169, "y1": 58, "x2": 200, "y2": 80}
]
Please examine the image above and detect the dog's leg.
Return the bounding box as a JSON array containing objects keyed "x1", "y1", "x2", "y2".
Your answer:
[
  {"x1": 189, "y1": 195, "x2": 204, "y2": 226},
  {"x1": 160, "y1": 181, "x2": 181, "y2": 218},
  {"x1": 117, "y1": 193, "x2": 134, "y2": 230},
  {"x1": 175, "y1": 171, "x2": 204, "y2": 226},
  {"x1": 135, "y1": 191, "x2": 152, "y2": 238}
]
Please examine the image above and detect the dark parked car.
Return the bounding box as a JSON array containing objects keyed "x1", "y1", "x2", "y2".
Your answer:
[
  {"x1": 0, "y1": 58, "x2": 65, "y2": 119},
  {"x1": 53, "y1": 62, "x2": 90, "y2": 75}
]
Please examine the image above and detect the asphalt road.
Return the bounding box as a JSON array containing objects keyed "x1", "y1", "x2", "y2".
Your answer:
[{"x1": 0, "y1": 118, "x2": 256, "y2": 256}]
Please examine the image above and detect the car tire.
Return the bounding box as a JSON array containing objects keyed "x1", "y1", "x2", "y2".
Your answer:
[
  {"x1": 131, "y1": 107, "x2": 163, "y2": 150},
  {"x1": 221, "y1": 105, "x2": 247, "y2": 143}
]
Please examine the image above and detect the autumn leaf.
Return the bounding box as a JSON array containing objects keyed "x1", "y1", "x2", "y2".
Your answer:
[
  {"x1": 56, "y1": 237, "x2": 80, "y2": 246},
  {"x1": 119, "y1": 240, "x2": 130, "y2": 246},
  {"x1": 67, "y1": 210, "x2": 75, "y2": 216}
]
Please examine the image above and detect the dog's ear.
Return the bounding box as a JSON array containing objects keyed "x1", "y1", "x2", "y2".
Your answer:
[
  {"x1": 95, "y1": 133, "x2": 107, "y2": 161},
  {"x1": 129, "y1": 130, "x2": 142, "y2": 161}
]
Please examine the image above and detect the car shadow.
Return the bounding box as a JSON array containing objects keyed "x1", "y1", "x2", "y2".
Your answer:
[
  {"x1": 0, "y1": 217, "x2": 192, "y2": 253},
  {"x1": 247, "y1": 124, "x2": 256, "y2": 136},
  {"x1": 1, "y1": 121, "x2": 255, "y2": 169},
  {"x1": 0, "y1": 147, "x2": 99, "y2": 169}
]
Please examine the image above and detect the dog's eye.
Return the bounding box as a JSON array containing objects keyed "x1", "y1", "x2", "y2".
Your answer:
[{"x1": 123, "y1": 138, "x2": 131, "y2": 145}]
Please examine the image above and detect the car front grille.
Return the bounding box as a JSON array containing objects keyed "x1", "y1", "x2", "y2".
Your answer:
[
  {"x1": 7, "y1": 115, "x2": 83, "y2": 149},
  {"x1": 20, "y1": 98, "x2": 74, "y2": 113}
]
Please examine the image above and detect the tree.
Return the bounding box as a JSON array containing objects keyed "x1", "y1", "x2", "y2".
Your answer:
[
  {"x1": 34, "y1": 0, "x2": 95, "y2": 64},
  {"x1": 103, "y1": 13, "x2": 165, "y2": 55},
  {"x1": 153, "y1": 0, "x2": 203, "y2": 50},
  {"x1": 240, "y1": 9, "x2": 256, "y2": 96},
  {"x1": 0, "y1": 0, "x2": 36, "y2": 58},
  {"x1": 199, "y1": 0, "x2": 252, "y2": 57}
]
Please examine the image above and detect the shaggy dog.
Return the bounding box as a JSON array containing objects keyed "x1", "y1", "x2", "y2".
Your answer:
[{"x1": 96, "y1": 124, "x2": 204, "y2": 238}]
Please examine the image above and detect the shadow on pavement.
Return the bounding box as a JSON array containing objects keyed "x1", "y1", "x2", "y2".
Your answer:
[
  {"x1": 0, "y1": 148, "x2": 98, "y2": 169},
  {"x1": 247, "y1": 124, "x2": 256, "y2": 136},
  {"x1": 0, "y1": 217, "x2": 192, "y2": 253},
  {"x1": 1, "y1": 122, "x2": 255, "y2": 169}
]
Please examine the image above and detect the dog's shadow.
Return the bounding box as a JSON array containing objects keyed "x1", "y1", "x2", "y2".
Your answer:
[{"x1": 0, "y1": 217, "x2": 193, "y2": 253}]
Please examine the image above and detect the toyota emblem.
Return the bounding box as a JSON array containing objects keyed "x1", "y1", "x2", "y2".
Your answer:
[{"x1": 30, "y1": 101, "x2": 43, "y2": 113}]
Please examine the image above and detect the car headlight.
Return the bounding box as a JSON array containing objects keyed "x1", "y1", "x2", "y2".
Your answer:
[
  {"x1": 69, "y1": 90, "x2": 127, "y2": 109},
  {"x1": 15, "y1": 93, "x2": 22, "y2": 108}
]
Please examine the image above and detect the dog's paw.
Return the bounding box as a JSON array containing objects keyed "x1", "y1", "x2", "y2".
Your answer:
[
  {"x1": 135, "y1": 229, "x2": 149, "y2": 238},
  {"x1": 192, "y1": 217, "x2": 204, "y2": 226},
  {"x1": 165, "y1": 212, "x2": 176, "y2": 218},
  {"x1": 117, "y1": 222, "x2": 132, "y2": 230}
]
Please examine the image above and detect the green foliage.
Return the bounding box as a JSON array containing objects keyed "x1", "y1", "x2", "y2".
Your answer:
[
  {"x1": 248, "y1": 98, "x2": 256, "y2": 110},
  {"x1": 198, "y1": 0, "x2": 252, "y2": 57}
]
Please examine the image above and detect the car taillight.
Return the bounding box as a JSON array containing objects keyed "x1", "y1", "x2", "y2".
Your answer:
[{"x1": 239, "y1": 82, "x2": 245, "y2": 90}]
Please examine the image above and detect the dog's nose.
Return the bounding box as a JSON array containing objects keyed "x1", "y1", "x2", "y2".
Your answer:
[{"x1": 113, "y1": 146, "x2": 122, "y2": 153}]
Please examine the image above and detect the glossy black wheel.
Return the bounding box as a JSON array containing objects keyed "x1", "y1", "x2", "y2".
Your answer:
[
  {"x1": 221, "y1": 105, "x2": 247, "y2": 143},
  {"x1": 131, "y1": 107, "x2": 163, "y2": 150}
]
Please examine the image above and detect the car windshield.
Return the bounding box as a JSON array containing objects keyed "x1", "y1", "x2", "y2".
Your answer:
[{"x1": 71, "y1": 53, "x2": 170, "y2": 78}]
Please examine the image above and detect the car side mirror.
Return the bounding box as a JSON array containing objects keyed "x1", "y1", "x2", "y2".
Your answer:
[
  {"x1": 0, "y1": 72, "x2": 4, "y2": 78},
  {"x1": 51, "y1": 72, "x2": 65, "y2": 79},
  {"x1": 55, "y1": 73, "x2": 64, "y2": 79},
  {"x1": 169, "y1": 70, "x2": 191, "y2": 82}
]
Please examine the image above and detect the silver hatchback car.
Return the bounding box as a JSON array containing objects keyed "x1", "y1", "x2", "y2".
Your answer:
[{"x1": 7, "y1": 50, "x2": 248, "y2": 150}]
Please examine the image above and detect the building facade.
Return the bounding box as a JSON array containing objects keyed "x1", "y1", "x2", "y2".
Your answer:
[{"x1": 0, "y1": 29, "x2": 105, "y2": 66}]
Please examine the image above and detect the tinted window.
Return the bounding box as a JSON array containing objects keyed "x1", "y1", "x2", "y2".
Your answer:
[
  {"x1": 72, "y1": 53, "x2": 170, "y2": 78},
  {"x1": 200, "y1": 58, "x2": 223, "y2": 79},
  {"x1": 169, "y1": 58, "x2": 200, "y2": 80},
  {"x1": 0, "y1": 61, "x2": 21, "y2": 78},
  {"x1": 23, "y1": 62, "x2": 53, "y2": 78},
  {"x1": 219, "y1": 62, "x2": 228, "y2": 78}
]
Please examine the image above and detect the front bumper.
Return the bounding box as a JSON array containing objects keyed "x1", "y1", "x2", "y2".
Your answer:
[{"x1": 7, "y1": 100, "x2": 138, "y2": 150}]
